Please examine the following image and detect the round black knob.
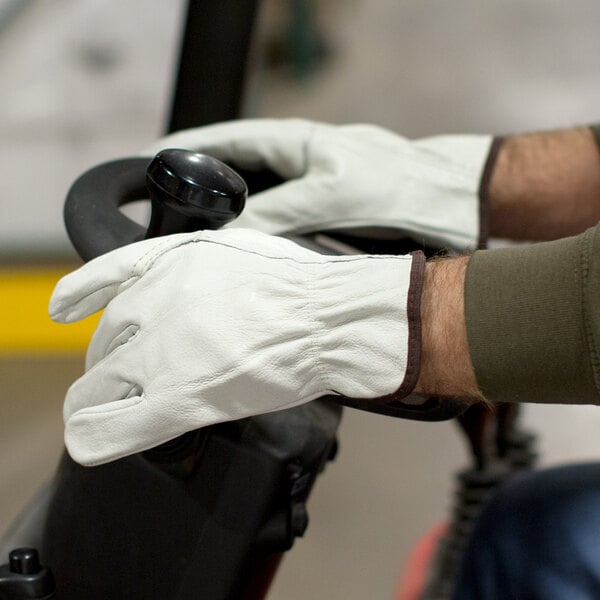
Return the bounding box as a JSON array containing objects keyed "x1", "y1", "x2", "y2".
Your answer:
[
  {"x1": 145, "y1": 149, "x2": 247, "y2": 237},
  {"x1": 9, "y1": 548, "x2": 41, "y2": 575}
]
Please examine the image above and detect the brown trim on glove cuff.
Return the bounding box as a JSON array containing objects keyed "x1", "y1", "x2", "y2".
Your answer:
[
  {"x1": 477, "y1": 136, "x2": 505, "y2": 249},
  {"x1": 392, "y1": 249, "x2": 426, "y2": 398}
]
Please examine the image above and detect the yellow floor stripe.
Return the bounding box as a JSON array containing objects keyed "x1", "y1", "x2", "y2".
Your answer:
[{"x1": 0, "y1": 266, "x2": 99, "y2": 354}]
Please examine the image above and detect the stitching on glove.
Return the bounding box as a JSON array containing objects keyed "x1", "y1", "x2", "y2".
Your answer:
[
  {"x1": 140, "y1": 237, "x2": 413, "y2": 273},
  {"x1": 133, "y1": 234, "x2": 192, "y2": 275}
]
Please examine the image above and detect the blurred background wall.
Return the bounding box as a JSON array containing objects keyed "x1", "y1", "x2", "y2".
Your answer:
[{"x1": 2, "y1": 1, "x2": 600, "y2": 599}]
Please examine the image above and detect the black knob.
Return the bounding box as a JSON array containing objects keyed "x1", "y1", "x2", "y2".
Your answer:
[
  {"x1": 145, "y1": 149, "x2": 247, "y2": 237},
  {"x1": 0, "y1": 547, "x2": 55, "y2": 599},
  {"x1": 9, "y1": 548, "x2": 41, "y2": 575}
]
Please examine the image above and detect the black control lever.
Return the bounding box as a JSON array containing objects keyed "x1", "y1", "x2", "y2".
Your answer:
[
  {"x1": 145, "y1": 149, "x2": 247, "y2": 237},
  {"x1": 143, "y1": 150, "x2": 248, "y2": 461}
]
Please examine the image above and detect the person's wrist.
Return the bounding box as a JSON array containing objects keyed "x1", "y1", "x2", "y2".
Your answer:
[{"x1": 415, "y1": 256, "x2": 482, "y2": 399}]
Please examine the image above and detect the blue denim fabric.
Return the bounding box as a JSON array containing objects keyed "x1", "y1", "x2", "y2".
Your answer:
[{"x1": 452, "y1": 463, "x2": 600, "y2": 600}]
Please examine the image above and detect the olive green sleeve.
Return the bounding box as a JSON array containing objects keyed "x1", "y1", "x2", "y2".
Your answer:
[{"x1": 465, "y1": 224, "x2": 600, "y2": 404}]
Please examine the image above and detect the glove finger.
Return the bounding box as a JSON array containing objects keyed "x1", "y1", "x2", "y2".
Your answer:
[
  {"x1": 143, "y1": 118, "x2": 316, "y2": 179},
  {"x1": 64, "y1": 390, "x2": 226, "y2": 466},
  {"x1": 64, "y1": 394, "x2": 151, "y2": 466},
  {"x1": 49, "y1": 234, "x2": 188, "y2": 323}
]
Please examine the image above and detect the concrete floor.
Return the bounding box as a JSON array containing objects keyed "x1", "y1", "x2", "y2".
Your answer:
[{"x1": 3, "y1": 1, "x2": 600, "y2": 599}]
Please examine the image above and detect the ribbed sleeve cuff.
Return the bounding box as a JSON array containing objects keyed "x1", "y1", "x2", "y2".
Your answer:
[{"x1": 465, "y1": 227, "x2": 600, "y2": 404}]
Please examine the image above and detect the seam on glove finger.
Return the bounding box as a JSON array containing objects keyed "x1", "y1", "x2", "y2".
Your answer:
[
  {"x1": 85, "y1": 326, "x2": 142, "y2": 374},
  {"x1": 67, "y1": 391, "x2": 144, "y2": 419},
  {"x1": 103, "y1": 324, "x2": 140, "y2": 358}
]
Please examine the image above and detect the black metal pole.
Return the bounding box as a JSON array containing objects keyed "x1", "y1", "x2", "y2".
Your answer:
[{"x1": 167, "y1": 0, "x2": 260, "y2": 133}]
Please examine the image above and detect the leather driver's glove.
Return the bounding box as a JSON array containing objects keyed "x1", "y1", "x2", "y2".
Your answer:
[
  {"x1": 144, "y1": 119, "x2": 495, "y2": 251},
  {"x1": 50, "y1": 229, "x2": 424, "y2": 466}
]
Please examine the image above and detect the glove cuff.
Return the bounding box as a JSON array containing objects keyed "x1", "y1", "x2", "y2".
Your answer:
[
  {"x1": 319, "y1": 250, "x2": 426, "y2": 408},
  {"x1": 385, "y1": 249, "x2": 425, "y2": 399}
]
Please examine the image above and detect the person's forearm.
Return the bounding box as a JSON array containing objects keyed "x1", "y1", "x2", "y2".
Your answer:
[{"x1": 488, "y1": 127, "x2": 600, "y2": 240}]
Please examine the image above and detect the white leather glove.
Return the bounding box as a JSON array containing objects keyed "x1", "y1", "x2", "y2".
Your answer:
[
  {"x1": 50, "y1": 229, "x2": 424, "y2": 466},
  {"x1": 144, "y1": 119, "x2": 495, "y2": 251}
]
